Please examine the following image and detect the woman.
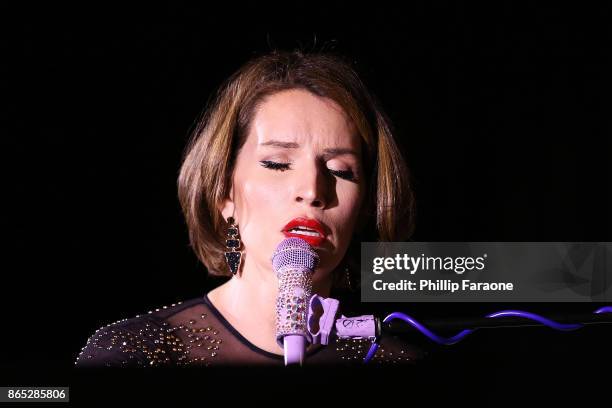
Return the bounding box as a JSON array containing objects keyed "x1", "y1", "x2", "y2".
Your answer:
[{"x1": 75, "y1": 50, "x2": 423, "y2": 367}]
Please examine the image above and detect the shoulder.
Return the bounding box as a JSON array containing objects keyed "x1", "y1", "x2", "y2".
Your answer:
[{"x1": 75, "y1": 297, "x2": 208, "y2": 367}]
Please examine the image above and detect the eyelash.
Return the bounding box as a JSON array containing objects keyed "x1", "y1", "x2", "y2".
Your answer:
[{"x1": 259, "y1": 160, "x2": 357, "y2": 181}]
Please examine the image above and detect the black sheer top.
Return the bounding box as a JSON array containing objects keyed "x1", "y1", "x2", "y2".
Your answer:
[{"x1": 75, "y1": 293, "x2": 424, "y2": 367}]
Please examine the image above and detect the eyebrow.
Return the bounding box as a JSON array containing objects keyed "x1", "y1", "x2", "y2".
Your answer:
[{"x1": 259, "y1": 140, "x2": 358, "y2": 157}]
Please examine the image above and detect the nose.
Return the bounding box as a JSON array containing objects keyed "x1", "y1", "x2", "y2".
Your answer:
[{"x1": 294, "y1": 161, "x2": 329, "y2": 209}]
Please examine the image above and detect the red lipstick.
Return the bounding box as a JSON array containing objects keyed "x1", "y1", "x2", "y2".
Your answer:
[{"x1": 281, "y1": 217, "x2": 327, "y2": 247}]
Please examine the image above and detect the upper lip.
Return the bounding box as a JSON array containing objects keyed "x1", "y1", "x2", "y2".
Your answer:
[{"x1": 282, "y1": 217, "x2": 328, "y2": 237}]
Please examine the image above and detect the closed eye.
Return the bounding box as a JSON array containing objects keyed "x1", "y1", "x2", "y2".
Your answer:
[
  {"x1": 260, "y1": 160, "x2": 291, "y2": 171},
  {"x1": 329, "y1": 169, "x2": 356, "y2": 181},
  {"x1": 259, "y1": 160, "x2": 357, "y2": 182}
]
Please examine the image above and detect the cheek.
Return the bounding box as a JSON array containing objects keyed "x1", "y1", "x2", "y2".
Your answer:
[
  {"x1": 233, "y1": 177, "x2": 288, "y2": 254},
  {"x1": 240, "y1": 176, "x2": 289, "y2": 214},
  {"x1": 335, "y1": 184, "x2": 364, "y2": 227}
]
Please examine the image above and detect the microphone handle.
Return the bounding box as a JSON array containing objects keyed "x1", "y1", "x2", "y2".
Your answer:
[
  {"x1": 276, "y1": 268, "x2": 313, "y2": 365},
  {"x1": 283, "y1": 335, "x2": 306, "y2": 366}
]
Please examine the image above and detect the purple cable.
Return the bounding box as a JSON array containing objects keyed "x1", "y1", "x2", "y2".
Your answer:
[
  {"x1": 364, "y1": 342, "x2": 379, "y2": 363},
  {"x1": 485, "y1": 310, "x2": 583, "y2": 331},
  {"x1": 363, "y1": 313, "x2": 474, "y2": 363},
  {"x1": 363, "y1": 306, "x2": 612, "y2": 364},
  {"x1": 383, "y1": 312, "x2": 475, "y2": 345}
]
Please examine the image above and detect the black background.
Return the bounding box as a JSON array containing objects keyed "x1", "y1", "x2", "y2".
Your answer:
[{"x1": 1, "y1": 2, "x2": 611, "y2": 405}]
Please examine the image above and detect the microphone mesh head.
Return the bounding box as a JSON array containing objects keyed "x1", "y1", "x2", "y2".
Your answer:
[{"x1": 271, "y1": 237, "x2": 319, "y2": 275}]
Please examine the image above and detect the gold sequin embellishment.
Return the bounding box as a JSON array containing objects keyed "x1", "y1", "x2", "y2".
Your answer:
[{"x1": 75, "y1": 301, "x2": 221, "y2": 367}]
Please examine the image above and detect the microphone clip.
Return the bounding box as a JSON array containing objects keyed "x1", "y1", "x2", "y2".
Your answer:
[{"x1": 307, "y1": 294, "x2": 380, "y2": 345}]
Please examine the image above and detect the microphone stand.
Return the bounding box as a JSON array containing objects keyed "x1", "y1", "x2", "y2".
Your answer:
[{"x1": 305, "y1": 295, "x2": 612, "y2": 364}]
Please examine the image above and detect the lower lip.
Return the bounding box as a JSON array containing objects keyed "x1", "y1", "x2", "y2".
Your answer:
[{"x1": 282, "y1": 231, "x2": 326, "y2": 247}]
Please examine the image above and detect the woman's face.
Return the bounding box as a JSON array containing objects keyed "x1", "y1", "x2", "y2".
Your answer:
[{"x1": 221, "y1": 89, "x2": 365, "y2": 285}]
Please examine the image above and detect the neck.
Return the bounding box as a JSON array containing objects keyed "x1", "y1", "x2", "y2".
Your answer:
[{"x1": 207, "y1": 260, "x2": 332, "y2": 355}]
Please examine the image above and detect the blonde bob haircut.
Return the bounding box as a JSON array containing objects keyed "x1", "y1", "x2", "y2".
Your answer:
[{"x1": 178, "y1": 50, "x2": 416, "y2": 285}]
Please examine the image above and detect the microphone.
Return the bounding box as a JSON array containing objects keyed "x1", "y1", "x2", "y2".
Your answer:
[{"x1": 271, "y1": 237, "x2": 319, "y2": 366}]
